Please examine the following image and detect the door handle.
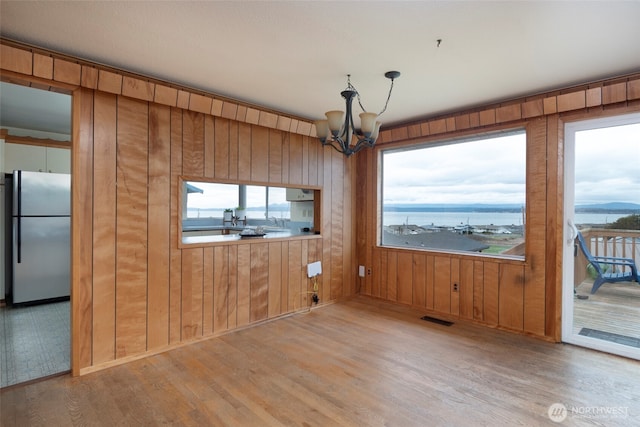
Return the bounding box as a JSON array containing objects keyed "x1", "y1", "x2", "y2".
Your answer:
[{"x1": 567, "y1": 219, "x2": 578, "y2": 244}]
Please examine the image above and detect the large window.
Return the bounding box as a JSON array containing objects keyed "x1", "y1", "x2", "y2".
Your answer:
[{"x1": 381, "y1": 130, "x2": 526, "y2": 257}]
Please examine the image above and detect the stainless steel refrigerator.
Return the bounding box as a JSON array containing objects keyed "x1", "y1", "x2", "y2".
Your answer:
[{"x1": 11, "y1": 170, "x2": 70, "y2": 304}]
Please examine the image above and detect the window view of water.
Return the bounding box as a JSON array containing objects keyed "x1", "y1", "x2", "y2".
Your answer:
[{"x1": 383, "y1": 211, "x2": 630, "y2": 228}]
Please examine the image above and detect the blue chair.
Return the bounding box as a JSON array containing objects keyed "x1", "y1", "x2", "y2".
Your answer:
[{"x1": 576, "y1": 232, "x2": 639, "y2": 294}]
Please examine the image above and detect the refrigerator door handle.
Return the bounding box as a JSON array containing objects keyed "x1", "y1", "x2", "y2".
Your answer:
[{"x1": 16, "y1": 170, "x2": 22, "y2": 263}]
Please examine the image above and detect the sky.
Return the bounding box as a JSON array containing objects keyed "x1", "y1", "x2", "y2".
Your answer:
[
  {"x1": 383, "y1": 132, "x2": 527, "y2": 205},
  {"x1": 574, "y1": 122, "x2": 640, "y2": 205},
  {"x1": 383, "y1": 122, "x2": 639, "y2": 206},
  {"x1": 186, "y1": 183, "x2": 288, "y2": 210}
]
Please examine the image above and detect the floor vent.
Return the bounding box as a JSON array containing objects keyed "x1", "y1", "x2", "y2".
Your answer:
[{"x1": 420, "y1": 316, "x2": 453, "y2": 327}]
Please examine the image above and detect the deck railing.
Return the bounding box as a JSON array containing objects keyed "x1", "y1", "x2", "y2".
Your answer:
[{"x1": 574, "y1": 228, "x2": 640, "y2": 286}]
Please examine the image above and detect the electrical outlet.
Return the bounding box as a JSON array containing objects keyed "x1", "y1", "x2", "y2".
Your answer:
[
  {"x1": 453, "y1": 283, "x2": 459, "y2": 292},
  {"x1": 358, "y1": 265, "x2": 365, "y2": 277},
  {"x1": 367, "y1": 268, "x2": 372, "y2": 276}
]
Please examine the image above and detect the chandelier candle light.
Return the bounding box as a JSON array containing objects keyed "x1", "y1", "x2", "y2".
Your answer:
[{"x1": 315, "y1": 71, "x2": 400, "y2": 157}]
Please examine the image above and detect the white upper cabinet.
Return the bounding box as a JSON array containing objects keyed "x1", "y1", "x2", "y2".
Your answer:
[
  {"x1": 3, "y1": 143, "x2": 70, "y2": 174},
  {"x1": 46, "y1": 146, "x2": 71, "y2": 173}
]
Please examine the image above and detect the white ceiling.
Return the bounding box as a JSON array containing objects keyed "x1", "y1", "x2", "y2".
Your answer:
[{"x1": 1, "y1": 1, "x2": 640, "y2": 135}]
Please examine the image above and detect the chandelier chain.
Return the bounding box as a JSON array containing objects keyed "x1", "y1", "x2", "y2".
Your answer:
[{"x1": 348, "y1": 74, "x2": 396, "y2": 116}]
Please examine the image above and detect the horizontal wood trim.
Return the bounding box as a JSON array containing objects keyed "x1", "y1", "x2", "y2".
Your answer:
[
  {"x1": 0, "y1": 38, "x2": 314, "y2": 136},
  {"x1": 377, "y1": 73, "x2": 640, "y2": 145},
  {"x1": 1, "y1": 132, "x2": 71, "y2": 147}
]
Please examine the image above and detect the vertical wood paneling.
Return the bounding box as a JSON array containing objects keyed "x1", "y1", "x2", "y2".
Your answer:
[
  {"x1": 397, "y1": 252, "x2": 413, "y2": 305},
  {"x1": 213, "y1": 246, "x2": 229, "y2": 333},
  {"x1": 46, "y1": 70, "x2": 354, "y2": 373},
  {"x1": 307, "y1": 239, "x2": 320, "y2": 302},
  {"x1": 473, "y1": 261, "x2": 484, "y2": 321},
  {"x1": 288, "y1": 241, "x2": 302, "y2": 311},
  {"x1": 115, "y1": 97, "x2": 149, "y2": 357},
  {"x1": 202, "y1": 247, "x2": 214, "y2": 335},
  {"x1": 330, "y1": 152, "x2": 344, "y2": 299},
  {"x1": 181, "y1": 248, "x2": 203, "y2": 340},
  {"x1": 237, "y1": 123, "x2": 252, "y2": 181},
  {"x1": 371, "y1": 250, "x2": 381, "y2": 298},
  {"x1": 483, "y1": 263, "x2": 500, "y2": 326},
  {"x1": 169, "y1": 108, "x2": 183, "y2": 344},
  {"x1": 386, "y1": 251, "x2": 398, "y2": 302},
  {"x1": 499, "y1": 264, "x2": 525, "y2": 331},
  {"x1": 280, "y1": 242, "x2": 289, "y2": 314},
  {"x1": 301, "y1": 135, "x2": 309, "y2": 186},
  {"x1": 236, "y1": 245, "x2": 251, "y2": 327},
  {"x1": 268, "y1": 242, "x2": 282, "y2": 318},
  {"x1": 343, "y1": 157, "x2": 356, "y2": 296},
  {"x1": 282, "y1": 133, "x2": 291, "y2": 185},
  {"x1": 301, "y1": 240, "x2": 309, "y2": 307},
  {"x1": 308, "y1": 137, "x2": 319, "y2": 186},
  {"x1": 288, "y1": 134, "x2": 303, "y2": 184},
  {"x1": 73, "y1": 88, "x2": 94, "y2": 371},
  {"x1": 433, "y1": 257, "x2": 451, "y2": 314},
  {"x1": 251, "y1": 126, "x2": 269, "y2": 182},
  {"x1": 546, "y1": 115, "x2": 562, "y2": 340},
  {"x1": 92, "y1": 91, "x2": 117, "y2": 364},
  {"x1": 425, "y1": 255, "x2": 435, "y2": 310},
  {"x1": 227, "y1": 245, "x2": 238, "y2": 330},
  {"x1": 203, "y1": 116, "x2": 215, "y2": 178},
  {"x1": 321, "y1": 149, "x2": 333, "y2": 303},
  {"x1": 459, "y1": 259, "x2": 475, "y2": 320},
  {"x1": 250, "y1": 244, "x2": 269, "y2": 322},
  {"x1": 524, "y1": 118, "x2": 548, "y2": 335},
  {"x1": 228, "y1": 121, "x2": 239, "y2": 180},
  {"x1": 412, "y1": 254, "x2": 426, "y2": 307},
  {"x1": 269, "y1": 129, "x2": 283, "y2": 183},
  {"x1": 182, "y1": 111, "x2": 204, "y2": 176},
  {"x1": 214, "y1": 117, "x2": 229, "y2": 179},
  {"x1": 450, "y1": 258, "x2": 460, "y2": 316},
  {"x1": 379, "y1": 247, "x2": 388, "y2": 300},
  {"x1": 147, "y1": 103, "x2": 171, "y2": 349}
]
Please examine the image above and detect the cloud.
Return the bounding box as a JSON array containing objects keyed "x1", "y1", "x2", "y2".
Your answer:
[
  {"x1": 383, "y1": 133, "x2": 526, "y2": 204},
  {"x1": 383, "y1": 123, "x2": 639, "y2": 206}
]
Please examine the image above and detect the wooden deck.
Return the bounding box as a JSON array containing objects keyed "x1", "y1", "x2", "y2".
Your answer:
[
  {"x1": 574, "y1": 279, "x2": 640, "y2": 341},
  {"x1": 2, "y1": 295, "x2": 640, "y2": 426}
]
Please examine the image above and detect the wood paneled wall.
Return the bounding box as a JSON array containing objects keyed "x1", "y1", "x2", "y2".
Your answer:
[
  {"x1": 3, "y1": 39, "x2": 639, "y2": 372},
  {"x1": 69, "y1": 89, "x2": 357, "y2": 373},
  {"x1": 0, "y1": 40, "x2": 357, "y2": 375},
  {"x1": 356, "y1": 76, "x2": 640, "y2": 341}
]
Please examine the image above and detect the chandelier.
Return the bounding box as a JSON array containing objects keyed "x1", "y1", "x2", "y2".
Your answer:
[{"x1": 314, "y1": 71, "x2": 400, "y2": 157}]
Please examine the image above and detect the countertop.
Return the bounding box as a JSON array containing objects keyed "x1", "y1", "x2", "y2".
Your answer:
[{"x1": 182, "y1": 229, "x2": 317, "y2": 245}]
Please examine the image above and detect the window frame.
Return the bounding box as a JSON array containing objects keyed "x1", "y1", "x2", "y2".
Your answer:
[
  {"x1": 378, "y1": 127, "x2": 528, "y2": 260},
  {"x1": 178, "y1": 176, "x2": 322, "y2": 247}
]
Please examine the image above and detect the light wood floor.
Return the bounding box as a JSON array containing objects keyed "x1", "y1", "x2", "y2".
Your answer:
[{"x1": 2, "y1": 296, "x2": 639, "y2": 426}]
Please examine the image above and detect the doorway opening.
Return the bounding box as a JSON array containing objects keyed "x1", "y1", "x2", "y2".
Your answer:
[
  {"x1": 562, "y1": 113, "x2": 640, "y2": 360},
  {"x1": 0, "y1": 81, "x2": 72, "y2": 387}
]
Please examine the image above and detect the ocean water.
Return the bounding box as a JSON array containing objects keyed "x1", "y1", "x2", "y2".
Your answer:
[
  {"x1": 189, "y1": 208, "x2": 628, "y2": 228},
  {"x1": 382, "y1": 212, "x2": 629, "y2": 228}
]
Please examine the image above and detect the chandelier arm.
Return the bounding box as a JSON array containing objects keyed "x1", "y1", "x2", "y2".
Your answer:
[
  {"x1": 352, "y1": 136, "x2": 373, "y2": 154},
  {"x1": 325, "y1": 138, "x2": 352, "y2": 156}
]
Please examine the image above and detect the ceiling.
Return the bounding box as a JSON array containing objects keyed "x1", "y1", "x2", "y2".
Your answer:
[{"x1": 1, "y1": 1, "x2": 640, "y2": 136}]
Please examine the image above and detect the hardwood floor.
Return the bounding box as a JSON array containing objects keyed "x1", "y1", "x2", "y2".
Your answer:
[{"x1": 2, "y1": 296, "x2": 639, "y2": 426}]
